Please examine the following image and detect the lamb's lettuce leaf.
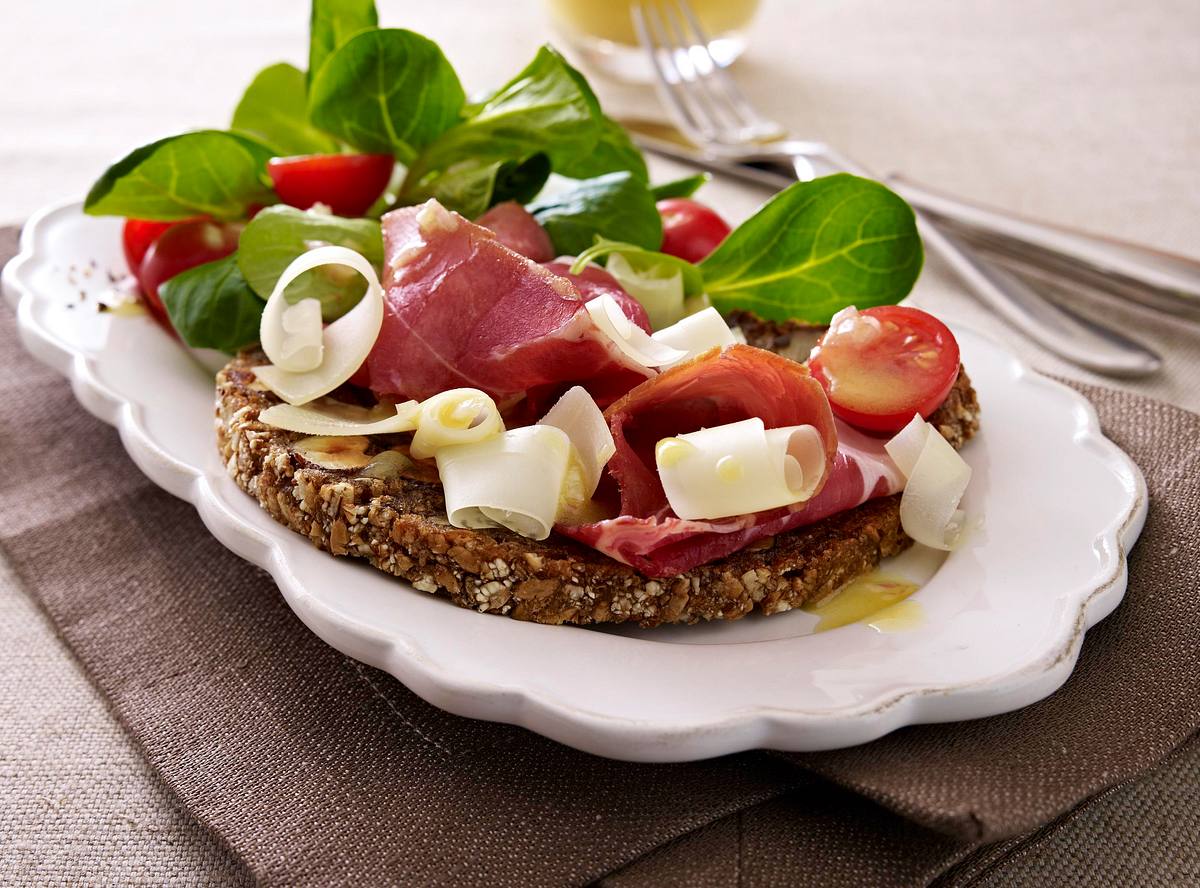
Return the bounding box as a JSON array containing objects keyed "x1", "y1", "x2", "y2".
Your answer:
[
  {"x1": 650, "y1": 172, "x2": 709, "y2": 200},
  {"x1": 699, "y1": 173, "x2": 923, "y2": 322},
  {"x1": 571, "y1": 238, "x2": 704, "y2": 296},
  {"x1": 407, "y1": 50, "x2": 645, "y2": 192},
  {"x1": 529, "y1": 171, "x2": 662, "y2": 256},
  {"x1": 160, "y1": 255, "x2": 263, "y2": 352},
  {"x1": 84, "y1": 131, "x2": 276, "y2": 221},
  {"x1": 231, "y1": 63, "x2": 339, "y2": 156},
  {"x1": 237, "y1": 206, "x2": 382, "y2": 320},
  {"x1": 308, "y1": 0, "x2": 378, "y2": 86},
  {"x1": 308, "y1": 28, "x2": 465, "y2": 162}
]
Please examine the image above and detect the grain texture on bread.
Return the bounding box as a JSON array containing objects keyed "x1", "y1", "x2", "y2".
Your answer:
[{"x1": 216, "y1": 333, "x2": 979, "y2": 627}]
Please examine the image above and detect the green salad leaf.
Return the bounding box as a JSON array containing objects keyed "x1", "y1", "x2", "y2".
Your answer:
[
  {"x1": 699, "y1": 173, "x2": 923, "y2": 323},
  {"x1": 231, "y1": 63, "x2": 339, "y2": 156},
  {"x1": 492, "y1": 154, "x2": 552, "y2": 206},
  {"x1": 552, "y1": 114, "x2": 648, "y2": 181},
  {"x1": 405, "y1": 49, "x2": 644, "y2": 200},
  {"x1": 84, "y1": 131, "x2": 276, "y2": 221},
  {"x1": 308, "y1": 0, "x2": 378, "y2": 86},
  {"x1": 650, "y1": 172, "x2": 710, "y2": 200},
  {"x1": 571, "y1": 238, "x2": 703, "y2": 296},
  {"x1": 160, "y1": 255, "x2": 263, "y2": 352},
  {"x1": 237, "y1": 206, "x2": 382, "y2": 320},
  {"x1": 530, "y1": 171, "x2": 662, "y2": 256},
  {"x1": 309, "y1": 28, "x2": 465, "y2": 162}
]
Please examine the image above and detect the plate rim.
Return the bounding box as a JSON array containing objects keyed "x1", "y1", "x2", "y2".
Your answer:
[{"x1": 3, "y1": 199, "x2": 1149, "y2": 761}]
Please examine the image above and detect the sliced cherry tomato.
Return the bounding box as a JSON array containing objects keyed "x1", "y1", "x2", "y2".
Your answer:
[
  {"x1": 138, "y1": 220, "x2": 240, "y2": 323},
  {"x1": 808, "y1": 305, "x2": 960, "y2": 434},
  {"x1": 657, "y1": 197, "x2": 731, "y2": 263},
  {"x1": 267, "y1": 154, "x2": 394, "y2": 217},
  {"x1": 121, "y1": 219, "x2": 176, "y2": 274}
]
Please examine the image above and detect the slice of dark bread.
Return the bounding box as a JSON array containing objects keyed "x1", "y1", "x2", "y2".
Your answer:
[{"x1": 215, "y1": 320, "x2": 979, "y2": 627}]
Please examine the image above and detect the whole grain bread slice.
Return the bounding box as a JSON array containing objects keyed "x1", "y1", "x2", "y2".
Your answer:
[{"x1": 215, "y1": 322, "x2": 979, "y2": 627}]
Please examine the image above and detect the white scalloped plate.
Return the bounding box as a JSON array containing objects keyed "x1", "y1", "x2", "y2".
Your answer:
[{"x1": 4, "y1": 201, "x2": 1147, "y2": 761}]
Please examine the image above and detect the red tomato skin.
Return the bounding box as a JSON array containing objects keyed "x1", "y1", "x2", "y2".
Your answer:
[
  {"x1": 267, "y1": 154, "x2": 395, "y2": 217},
  {"x1": 657, "y1": 198, "x2": 731, "y2": 263},
  {"x1": 121, "y1": 219, "x2": 176, "y2": 274},
  {"x1": 808, "y1": 306, "x2": 960, "y2": 435},
  {"x1": 137, "y1": 220, "x2": 240, "y2": 324}
]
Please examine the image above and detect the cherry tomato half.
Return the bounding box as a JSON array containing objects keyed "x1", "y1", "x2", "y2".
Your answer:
[
  {"x1": 808, "y1": 306, "x2": 961, "y2": 434},
  {"x1": 122, "y1": 219, "x2": 176, "y2": 274},
  {"x1": 138, "y1": 220, "x2": 240, "y2": 323},
  {"x1": 267, "y1": 154, "x2": 395, "y2": 217},
  {"x1": 657, "y1": 198, "x2": 731, "y2": 263}
]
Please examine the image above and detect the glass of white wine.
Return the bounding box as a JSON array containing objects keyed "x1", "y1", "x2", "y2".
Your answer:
[{"x1": 544, "y1": 0, "x2": 761, "y2": 82}]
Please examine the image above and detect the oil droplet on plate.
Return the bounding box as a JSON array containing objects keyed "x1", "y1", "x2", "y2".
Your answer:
[{"x1": 803, "y1": 573, "x2": 922, "y2": 633}]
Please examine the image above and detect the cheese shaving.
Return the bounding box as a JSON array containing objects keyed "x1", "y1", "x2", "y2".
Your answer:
[
  {"x1": 885, "y1": 415, "x2": 972, "y2": 550},
  {"x1": 537, "y1": 386, "x2": 614, "y2": 499},
  {"x1": 656, "y1": 417, "x2": 829, "y2": 520},
  {"x1": 650, "y1": 307, "x2": 737, "y2": 368},
  {"x1": 585, "y1": 294, "x2": 688, "y2": 368},
  {"x1": 259, "y1": 398, "x2": 419, "y2": 436},
  {"x1": 255, "y1": 246, "x2": 384, "y2": 406},
  {"x1": 409, "y1": 388, "x2": 504, "y2": 460},
  {"x1": 605, "y1": 253, "x2": 685, "y2": 330},
  {"x1": 437, "y1": 426, "x2": 571, "y2": 540}
]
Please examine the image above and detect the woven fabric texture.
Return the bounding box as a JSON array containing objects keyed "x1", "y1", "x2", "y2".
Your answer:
[{"x1": 2, "y1": 228, "x2": 1199, "y2": 886}]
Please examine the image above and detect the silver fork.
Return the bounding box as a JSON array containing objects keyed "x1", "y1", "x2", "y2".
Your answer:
[{"x1": 631, "y1": 0, "x2": 1163, "y2": 378}]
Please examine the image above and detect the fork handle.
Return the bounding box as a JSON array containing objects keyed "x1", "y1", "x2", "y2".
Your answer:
[
  {"x1": 917, "y1": 220, "x2": 1162, "y2": 377},
  {"x1": 803, "y1": 149, "x2": 1164, "y2": 377},
  {"x1": 887, "y1": 175, "x2": 1200, "y2": 309}
]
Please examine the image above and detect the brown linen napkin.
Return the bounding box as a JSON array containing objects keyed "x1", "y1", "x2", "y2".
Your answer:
[{"x1": 3, "y1": 226, "x2": 1198, "y2": 886}]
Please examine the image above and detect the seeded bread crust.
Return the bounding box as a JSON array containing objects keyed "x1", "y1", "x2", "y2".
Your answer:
[{"x1": 215, "y1": 323, "x2": 979, "y2": 627}]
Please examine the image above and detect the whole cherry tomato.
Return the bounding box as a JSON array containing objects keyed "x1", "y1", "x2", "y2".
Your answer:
[
  {"x1": 808, "y1": 305, "x2": 961, "y2": 434},
  {"x1": 137, "y1": 220, "x2": 240, "y2": 323},
  {"x1": 267, "y1": 154, "x2": 395, "y2": 217},
  {"x1": 121, "y1": 219, "x2": 176, "y2": 274},
  {"x1": 657, "y1": 198, "x2": 731, "y2": 263}
]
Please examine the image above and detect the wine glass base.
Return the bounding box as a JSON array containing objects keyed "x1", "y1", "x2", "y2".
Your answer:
[{"x1": 559, "y1": 30, "x2": 749, "y2": 83}]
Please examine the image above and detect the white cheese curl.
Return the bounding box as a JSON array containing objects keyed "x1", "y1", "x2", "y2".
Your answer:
[
  {"x1": 605, "y1": 253, "x2": 685, "y2": 330},
  {"x1": 409, "y1": 388, "x2": 504, "y2": 460},
  {"x1": 436, "y1": 425, "x2": 571, "y2": 540},
  {"x1": 255, "y1": 246, "x2": 385, "y2": 405},
  {"x1": 656, "y1": 417, "x2": 829, "y2": 520},
  {"x1": 259, "y1": 398, "x2": 419, "y2": 436},
  {"x1": 537, "y1": 386, "x2": 614, "y2": 499},
  {"x1": 885, "y1": 414, "x2": 972, "y2": 550},
  {"x1": 585, "y1": 294, "x2": 688, "y2": 368},
  {"x1": 650, "y1": 307, "x2": 737, "y2": 368}
]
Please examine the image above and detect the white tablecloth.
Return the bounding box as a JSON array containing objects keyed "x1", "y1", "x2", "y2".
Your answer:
[{"x1": 1, "y1": 1, "x2": 1197, "y2": 883}]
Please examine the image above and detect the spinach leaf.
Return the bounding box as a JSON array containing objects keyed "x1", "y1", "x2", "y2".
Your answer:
[
  {"x1": 650, "y1": 172, "x2": 710, "y2": 200},
  {"x1": 552, "y1": 114, "x2": 648, "y2": 181},
  {"x1": 84, "y1": 130, "x2": 276, "y2": 221},
  {"x1": 406, "y1": 46, "x2": 600, "y2": 182},
  {"x1": 308, "y1": 29, "x2": 465, "y2": 162},
  {"x1": 699, "y1": 173, "x2": 923, "y2": 323},
  {"x1": 418, "y1": 153, "x2": 552, "y2": 218},
  {"x1": 160, "y1": 255, "x2": 264, "y2": 352},
  {"x1": 571, "y1": 238, "x2": 703, "y2": 296},
  {"x1": 237, "y1": 206, "x2": 382, "y2": 319},
  {"x1": 231, "y1": 62, "x2": 339, "y2": 156},
  {"x1": 308, "y1": 0, "x2": 378, "y2": 86},
  {"x1": 529, "y1": 171, "x2": 662, "y2": 256},
  {"x1": 492, "y1": 154, "x2": 552, "y2": 206}
]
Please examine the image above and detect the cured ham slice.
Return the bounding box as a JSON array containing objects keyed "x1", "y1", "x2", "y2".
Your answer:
[
  {"x1": 476, "y1": 201, "x2": 555, "y2": 263},
  {"x1": 543, "y1": 260, "x2": 651, "y2": 334},
  {"x1": 557, "y1": 345, "x2": 906, "y2": 577},
  {"x1": 560, "y1": 420, "x2": 904, "y2": 577},
  {"x1": 367, "y1": 200, "x2": 653, "y2": 405},
  {"x1": 602, "y1": 345, "x2": 837, "y2": 518}
]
